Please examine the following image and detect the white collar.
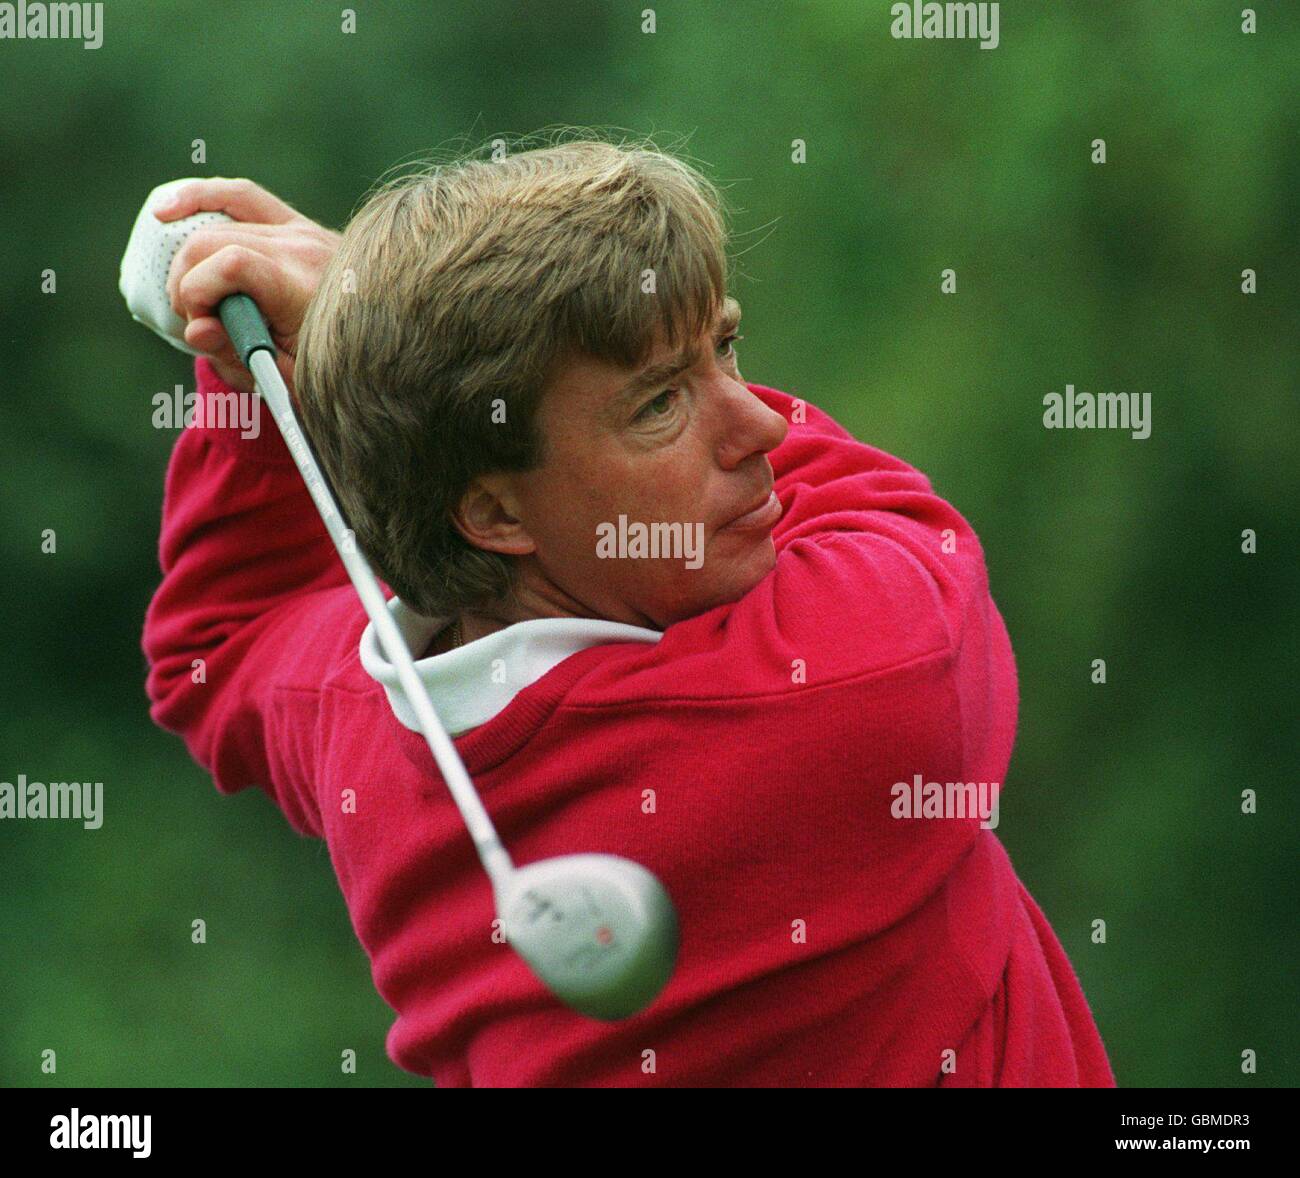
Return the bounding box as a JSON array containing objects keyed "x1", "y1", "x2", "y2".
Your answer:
[{"x1": 359, "y1": 597, "x2": 663, "y2": 736}]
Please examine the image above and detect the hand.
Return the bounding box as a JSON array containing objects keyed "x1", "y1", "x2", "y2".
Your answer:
[{"x1": 156, "y1": 178, "x2": 342, "y2": 395}]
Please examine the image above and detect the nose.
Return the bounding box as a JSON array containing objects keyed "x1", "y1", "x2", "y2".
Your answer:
[{"x1": 713, "y1": 376, "x2": 789, "y2": 471}]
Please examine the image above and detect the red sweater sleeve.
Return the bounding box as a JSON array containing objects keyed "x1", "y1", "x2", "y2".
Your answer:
[
  {"x1": 762, "y1": 382, "x2": 1005, "y2": 686},
  {"x1": 142, "y1": 358, "x2": 357, "y2": 837},
  {"x1": 618, "y1": 384, "x2": 1019, "y2": 935},
  {"x1": 758, "y1": 382, "x2": 1018, "y2": 783},
  {"x1": 654, "y1": 383, "x2": 1016, "y2": 772}
]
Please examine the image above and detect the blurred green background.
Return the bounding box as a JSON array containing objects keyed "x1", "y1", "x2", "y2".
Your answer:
[{"x1": 1, "y1": 0, "x2": 1295, "y2": 1088}]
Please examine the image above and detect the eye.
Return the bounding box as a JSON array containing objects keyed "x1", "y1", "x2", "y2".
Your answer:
[
  {"x1": 635, "y1": 388, "x2": 679, "y2": 422},
  {"x1": 716, "y1": 332, "x2": 743, "y2": 361}
]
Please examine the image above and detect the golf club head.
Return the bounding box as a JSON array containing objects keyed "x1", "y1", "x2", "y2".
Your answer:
[{"x1": 496, "y1": 853, "x2": 678, "y2": 1021}]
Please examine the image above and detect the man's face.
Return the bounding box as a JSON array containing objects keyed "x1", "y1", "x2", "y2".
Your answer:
[{"x1": 462, "y1": 301, "x2": 790, "y2": 630}]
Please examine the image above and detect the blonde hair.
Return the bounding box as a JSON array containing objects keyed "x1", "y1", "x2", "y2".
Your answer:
[{"x1": 295, "y1": 133, "x2": 730, "y2": 618}]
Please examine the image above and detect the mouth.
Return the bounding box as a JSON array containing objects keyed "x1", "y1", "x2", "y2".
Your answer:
[{"x1": 722, "y1": 488, "x2": 782, "y2": 532}]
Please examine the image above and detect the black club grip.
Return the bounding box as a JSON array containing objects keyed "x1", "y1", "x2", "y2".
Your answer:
[{"x1": 219, "y1": 294, "x2": 276, "y2": 366}]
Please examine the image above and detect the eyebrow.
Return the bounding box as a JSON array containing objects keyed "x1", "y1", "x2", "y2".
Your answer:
[
  {"x1": 614, "y1": 300, "x2": 743, "y2": 406},
  {"x1": 614, "y1": 346, "x2": 700, "y2": 405}
]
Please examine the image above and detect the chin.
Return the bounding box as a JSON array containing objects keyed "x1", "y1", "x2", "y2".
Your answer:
[
  {"x1": 732, "y1": 533, "x2": 778, "y2": 583},
  {"x1": 654, "y1": 536, "x2": 778, "y2": 624},
  {"x1": 692, "y1": 538, "x2": 778, "y2": 616}
]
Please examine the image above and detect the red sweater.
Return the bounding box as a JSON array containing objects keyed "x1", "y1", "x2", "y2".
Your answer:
[{"x1": 143, "y1": 357, "x2": 1116, "y2": 1088}]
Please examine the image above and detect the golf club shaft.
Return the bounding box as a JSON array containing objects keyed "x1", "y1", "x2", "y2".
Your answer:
[{"x1": 222, "y1": 297, "x2": 514, "y2": 887}]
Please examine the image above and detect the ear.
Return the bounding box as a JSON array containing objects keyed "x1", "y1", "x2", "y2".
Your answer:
[{"x1": 451, "y1": 473, "x2": 536, "y2": 557}]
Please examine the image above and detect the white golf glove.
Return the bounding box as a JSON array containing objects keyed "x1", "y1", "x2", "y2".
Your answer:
[{"x1": 119, "y1": 178, "x2": 232, "y2": 355}]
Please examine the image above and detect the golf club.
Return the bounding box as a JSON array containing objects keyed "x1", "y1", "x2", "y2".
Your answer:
[{"x1": 121, "y1": 181, "x2": 679, "y2": 1021}]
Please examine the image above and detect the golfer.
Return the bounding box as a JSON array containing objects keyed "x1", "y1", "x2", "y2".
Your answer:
[{"x1": 143, "y1": 136, "x2": 1116, "y2": 1087}]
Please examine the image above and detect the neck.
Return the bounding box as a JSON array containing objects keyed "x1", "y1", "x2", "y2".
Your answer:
[{"x1": 423, "y1": 563, "x2": 662, "y2": 657}]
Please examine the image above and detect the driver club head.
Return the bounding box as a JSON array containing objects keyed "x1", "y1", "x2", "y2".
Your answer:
[{"x1": 495, "y1": 853, "x2": 679, "y2": 1021}]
